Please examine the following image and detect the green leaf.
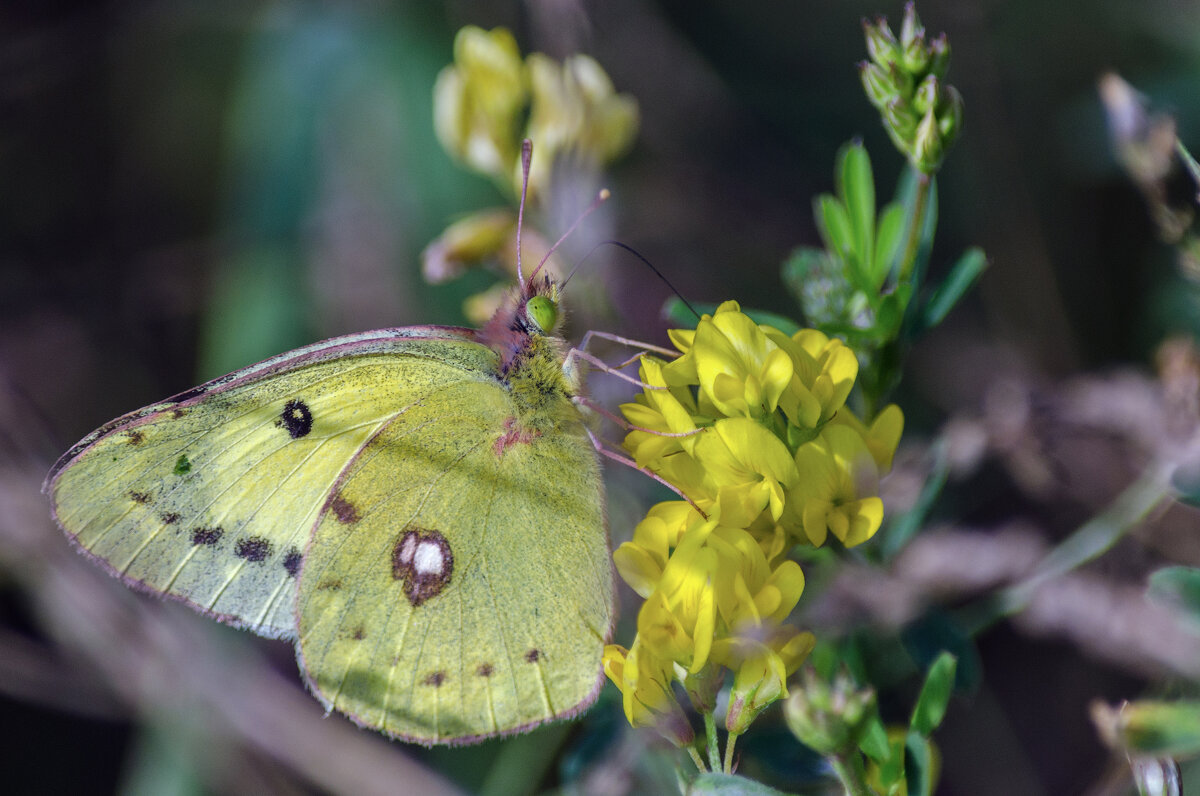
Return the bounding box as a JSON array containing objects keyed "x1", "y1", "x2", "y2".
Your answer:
[
  {"x1": 875, "y1": 292, "x2": 906, "y2": 339},
  {"x1": 687, "y1": 772, "x2": 797, "y2": 795},
  {"x1": 921, "y1": 246, "x2": 987, "y2": 330},
  {"x1": 872, "y1": 201, "x2": 906, "y2": 289},
  {"x1": 859, "y1": 714, "x2": 892, "y2": 763},
  {"x1": 910, "y1": 652, "x2": 957, "y2": 736},
  {"x1": 815, "y1": 194, "x2": 856, "y2": 267},
  {"x1": 878, "y1": 732, "x2": 906, "y2": 788},
  {"x1": 904, "y1": 732, "x2": 935, "y2": 796},
  {"x1": 1147, "y1": 566, "x2": 1200, "y2": 621},
  {"x1": 837, "y1": 142, "x2": 876, "y2": 279}
]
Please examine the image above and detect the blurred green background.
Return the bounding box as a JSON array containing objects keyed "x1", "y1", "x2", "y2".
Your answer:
[{"x1": 4, "y1": 1, "x2": 1200, "y2": 794}]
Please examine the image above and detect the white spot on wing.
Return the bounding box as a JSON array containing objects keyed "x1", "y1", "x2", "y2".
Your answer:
[
  {"x1": 397, "y1": 532, "x2": 416, "y2": 565},
  {"x1": 413, "y1": 541, "x2": 444, "y2": 575}
]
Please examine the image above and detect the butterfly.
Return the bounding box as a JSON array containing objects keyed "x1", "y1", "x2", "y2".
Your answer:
[{"x1": 44, "y1": 169, "x2": 615, "y2": 744}]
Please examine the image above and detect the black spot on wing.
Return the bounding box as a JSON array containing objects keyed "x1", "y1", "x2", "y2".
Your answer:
[
  {"x1": 476, "y1": 663, "x2": 494, "y2": 677},
  {"x1": 422, "y1": 671, "x2": 447, "y2": 687},
  {"x1": 161, "y1": 512, "x2": 180, "y2": 525},
  {"x1": 525, "y1": 649, "x2": 542, "y2": 663},
  {"x1": 328, "y1": 494, "x2": 360, "y2": 524},
  {"x1": 235, "y1": 536, "x2": 273, "y2": 563},
  {"x1": 283, "y1": 547, "x2": 302, "y2": 577},
  {"x1": 351, "y1": 626, "x2": 366, "y2": 641},
  {"x1": 278, "y1": 399, "x2": 313, "y2": 439},
  {"x1": 126, "y1": 430, "x2": 145, "y2": 445},
  {"x1": 192, "y1": 527, "x2": 222, "y2": 546},
  {"x1": 128, "y1": 491, "x2": 151, "y2": 504}
]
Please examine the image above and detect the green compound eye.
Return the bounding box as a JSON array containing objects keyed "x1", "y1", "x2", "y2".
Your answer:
[{"x1": 526, "y1": 295, "x2": 558, "y2": 333}]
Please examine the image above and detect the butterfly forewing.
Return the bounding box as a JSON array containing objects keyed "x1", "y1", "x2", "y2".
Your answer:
[
  {"x1": 298, "y1": 375, "x2": 612, "y2": 744},
  {"x1": 47, "y1": 330, "x2": 495, "y2": 639}
]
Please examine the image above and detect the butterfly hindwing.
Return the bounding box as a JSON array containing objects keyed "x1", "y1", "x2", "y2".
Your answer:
[{"x1": 298, "y1": 373, "x2": 612, "y2": 743}]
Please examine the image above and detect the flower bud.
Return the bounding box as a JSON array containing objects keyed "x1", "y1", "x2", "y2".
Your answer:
[
  {"x1": 912, "y1": 74, "x2": 940, "y2": 116},
  {"x1": 1092, "y1": 699, "x2": 1200, "y2": 758},
  {"x1": 420, "y1": 208, "x2": 515, "y2": 284},
  {"x1": 927, "y1": 33, "x2": 951, "y2": 78},
  {"x1": 859, "y1": 61, "x2": 897, "y2": 109},
  {"x1": 883, "y1": 98, "x2": 919, "y2": 139},
  {"x1": 899, "y1": 2, "x2": 923, "y2": 50},
  {"x1": 863, "y1": 17, "x2": 902, "y2": 68},
  {"x1": 784, "y1": 667, "x2": 877, "y2": 756},
  {"x1": 913, "y1": 107, "x2": 943, "y2": 171},
  {"x1": 938, "y1": 85, "x2": 964, "y2": 145},
  {"x1": 901, "y1": 30, "x2": 931, "y2": 75}
]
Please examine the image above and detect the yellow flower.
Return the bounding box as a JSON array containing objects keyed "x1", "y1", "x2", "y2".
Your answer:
[
  {"x1": 706, "y1": 526, "x2": 806, "y2": 628},
  {"x1": 637, "y1": 513, "x2": 720, "y2": 673},
  {"x1": 433, "y1": 26, "x2": 528, "y2": 183},
  {"x1": 612, "y1": 501, "x2": 699, "y2": 598},
  {"x1": 789, "y1": 425, "x2": 885, "y2": 547},
  {"x1": 829, "y1": 402, "x2": 904, "y2": 472},
  {"x1": 688, "y1": 302, "x2": 795, "y2": 420},
  {"x1": 609, "y1": 300, "x2": 902, "y2": 738},
  {"x1": 712, "y1": 628, "x2": 816, "y2": 734},
  {"x1": 621, "y1": 356, "x2": 701, "y2": 468},
  {"x1": 696, "y1": 418, "x2": 799, "y2": 526},
  {"x1": 523, "y1": 53, "x2": 639, "y2": 199},
  {"x1": 761, "y1": 326, "x2": 858, "y2": 435},
  {"x1": 602, "y1": 642, "x2": 694, "y2": 746}
]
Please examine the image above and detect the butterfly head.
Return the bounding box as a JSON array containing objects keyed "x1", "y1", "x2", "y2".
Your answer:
[{"x1": 520, "y1": 277, "x2": 561, "y2": 336}]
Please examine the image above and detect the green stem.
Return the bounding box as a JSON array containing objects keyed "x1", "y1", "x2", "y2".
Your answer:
[
  {"x1": 961, "y1": 461, "x2": 1173, "y2": 635},
  {"x1": 1176, "y1": 139, "x2": 1200, "y2": 199},
  {"x1": 830, "y1": 751, "x2": 873, "y2": 796},
  {"x1": 703, "y1": 711, "x2": 721, "y2": 772},
  {"x1": 686, "y1": 744, "x2": 708, "y2": 774},
  {"x1": 897, "y1": 172, "x2": 932, "y2": 284},
  {"x1": 723, "y1": 731, "x2": 740, "y2": 774}
]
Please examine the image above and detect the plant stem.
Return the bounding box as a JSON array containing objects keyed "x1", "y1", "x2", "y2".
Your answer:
[
  {"x1": 961, "y1": 460, "x2": 1173, "y2": 635},
  {"x1": 897, "y1": 171, "x2": 932, "y2": 284},
  {"x1": 703, "y1": 711, "x2": 721, "y2": 772},
  {"x1": 686, "y1": 744, "x2": 708, "y2": 773},
  {"x1": 830, "y1": 751, "x2": 872, "y2": 796},
  {"x1": 724, "y1": 731, "x2": 740, "y2": 774}
]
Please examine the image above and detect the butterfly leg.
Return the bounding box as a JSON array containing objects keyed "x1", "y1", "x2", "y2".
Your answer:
[
  {"x1": 576, "y1": 329, "x2": 677, "y2": 359},
  {"x1": 579, "y1": 422, "x2": 707, "y2": 516},
  {"x1": 566, "y1": 348, "x2": 666, "y2": 391}
]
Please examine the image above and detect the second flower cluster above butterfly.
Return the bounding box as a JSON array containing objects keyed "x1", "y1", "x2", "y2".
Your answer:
[{"x1": 604, "y1": 301, "x2": 903, "y2": 744}]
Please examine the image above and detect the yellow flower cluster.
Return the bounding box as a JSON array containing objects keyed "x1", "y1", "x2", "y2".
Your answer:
[
  {"x1": 426, "y1": 26, "x2": 638, "y2": 322},
  {"x1": 604, "y1": 301, "x2": 903, "y2": 742},
  {"x1": 433, "y1": 25, "x2": 638, "y2": 201}
]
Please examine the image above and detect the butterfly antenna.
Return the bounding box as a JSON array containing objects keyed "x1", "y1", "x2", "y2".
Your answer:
[
  {"x1": 529, "y1": 188, "x2": 611, "y2": 286},
  {"x1": 516, "y1": 139, "x2": 533, "y2": 290},
  {"x1": 577, "y1": 239, "x2": 701, "y2": 320}
]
